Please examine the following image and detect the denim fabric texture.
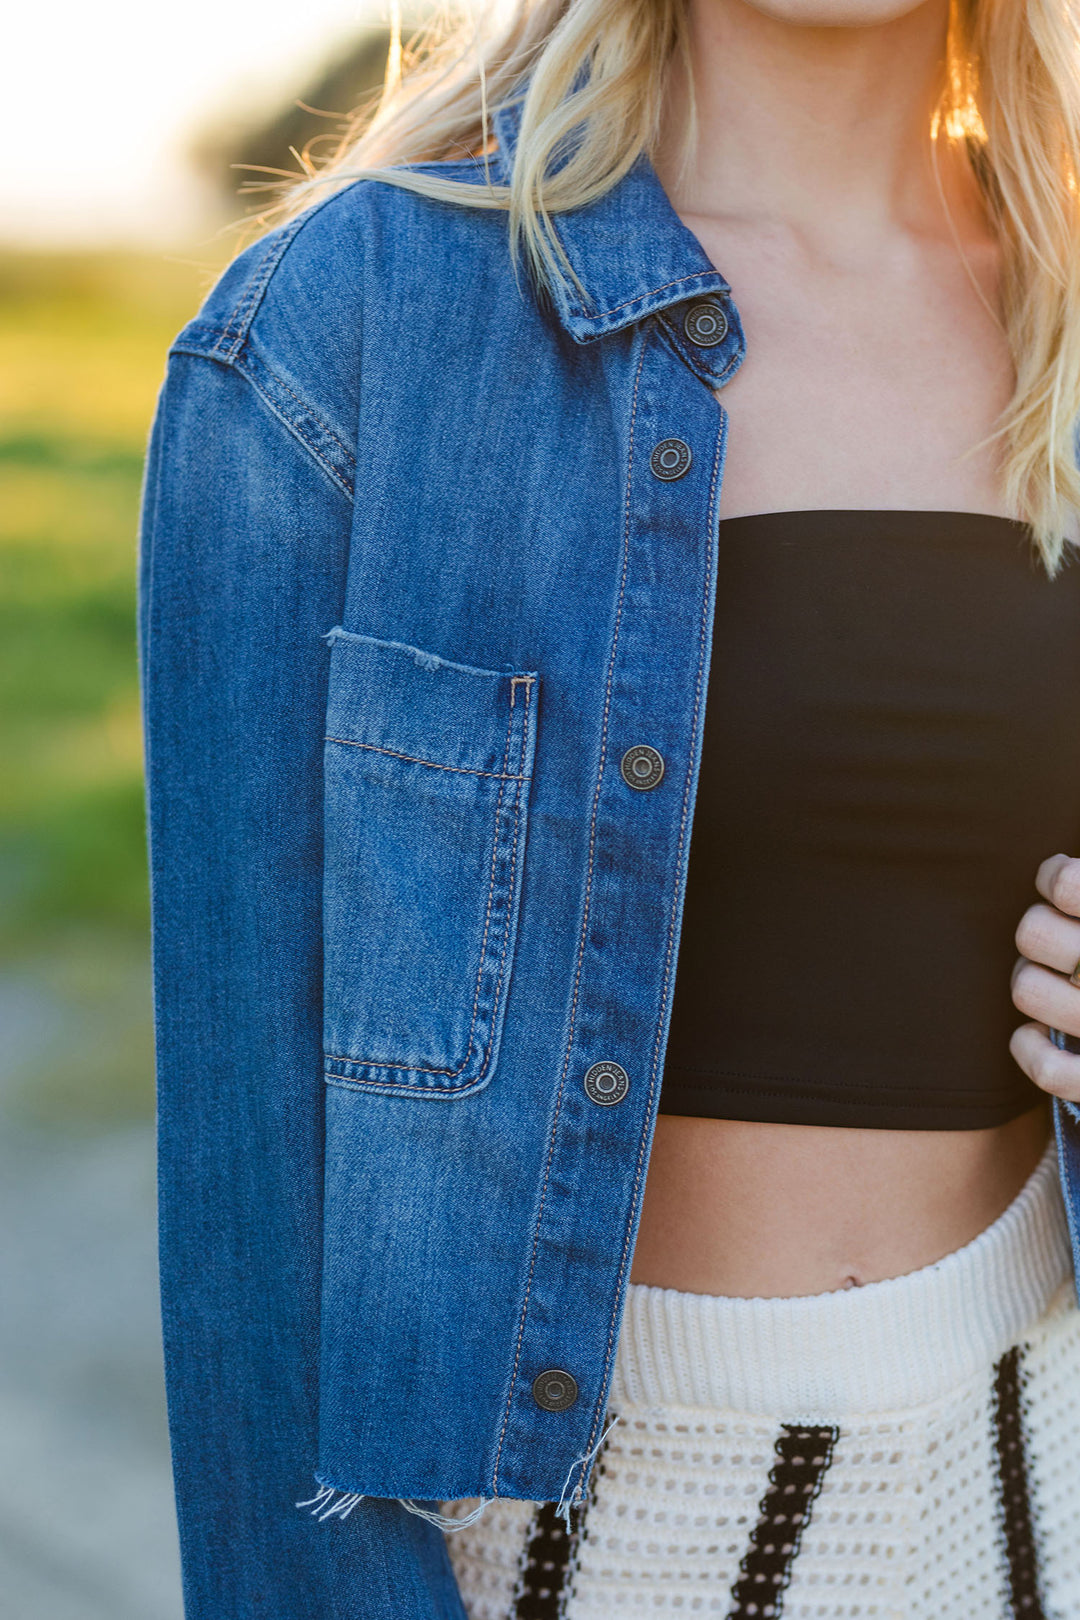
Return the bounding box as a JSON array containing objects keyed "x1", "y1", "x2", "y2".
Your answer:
[{"x1": 137, "y1": 93, "x2": 1080, "y2": 1617}]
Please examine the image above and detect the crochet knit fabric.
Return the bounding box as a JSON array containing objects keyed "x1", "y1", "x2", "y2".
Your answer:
[{"x1": 444, "y1": 1144, "x2": 1080, "y2": 1617}]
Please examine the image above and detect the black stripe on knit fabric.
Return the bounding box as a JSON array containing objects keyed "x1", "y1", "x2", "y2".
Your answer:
[
  {"x1": 992, "y1": 1346, "x2": 1046, "y2": 1620},
  {"x1": 512, "y1": 1503, "x2": 573, "y2": 1620},
  {"x1": 725, "y1": 1424, "x2": 839, "y2": 1620},
  {"x1": 513, "y1": 1416, "x2": 614, "y2": 1619}
]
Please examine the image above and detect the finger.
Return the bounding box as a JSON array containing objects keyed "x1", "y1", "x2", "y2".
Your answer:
[
  {"x1": 1014, "y1": 902, "x2": 1080, "y2": 979},
  {"x1": 1034, "y1": 853, "x2": 1080, "y2": 917},
  {"x1": 1011, "y1": 958, "x2": 1080, "y2": 1037},
  {"x1": 1010, "y1": 1020, "x2": 1080, "y2": 1102}
]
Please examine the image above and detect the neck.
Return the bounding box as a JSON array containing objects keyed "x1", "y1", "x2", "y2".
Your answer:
[{"x1": 655, "y1": 0, "x2": 989, "y2": 256}]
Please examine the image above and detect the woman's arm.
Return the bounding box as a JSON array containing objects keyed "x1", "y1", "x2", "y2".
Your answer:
[{"x1": 138, "y1": 317, "x2": 465, "y2": 1618}]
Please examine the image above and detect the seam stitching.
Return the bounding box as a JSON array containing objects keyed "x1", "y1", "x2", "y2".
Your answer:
[
  {"x1": 325, "y1": 734, "x2": 529, "y2": 780},
  {"x1": 213, "y1": 229, "x2": 298, "y2": 359},
  {"x1": 256, "y1": 359, "x2": 357, "y2": 469},
  {"x1": 164, "y1": 348, "x2": 356, "y2": 503},
  {"x1": 480, "y1": 677, "x2": 532, "y2": 1078},
  {"x1": 234, "y1": 352, "x2": 355, "y2": 499},
  {"x1": 211, "y1": 201, "x2": 335, "y2": 359},
  {"x1": 568, "y1": 273, "x2": 722, "y2": 326},
  {"x1": 326, "y1": 1072, "x2": 479, "y2": 1098}
]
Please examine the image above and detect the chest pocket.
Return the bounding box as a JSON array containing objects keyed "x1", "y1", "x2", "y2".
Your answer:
[{"x1": 321, "y1": 625, "x2": 539, "y2": 1097}]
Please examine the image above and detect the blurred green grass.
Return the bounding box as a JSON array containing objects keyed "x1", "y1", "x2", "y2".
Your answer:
[{"x1": 0, "y1": 247, "x2": 227, "y2": 1124}]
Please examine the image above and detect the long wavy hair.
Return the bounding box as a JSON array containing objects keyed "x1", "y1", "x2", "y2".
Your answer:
[{"x1": 277, "y1": 0, "x2": 1080, "y2": 575}]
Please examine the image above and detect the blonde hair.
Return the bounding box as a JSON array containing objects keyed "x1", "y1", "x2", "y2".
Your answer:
[{"x1": 278, "y1": 0, "x2": 1080, "y2": 576}]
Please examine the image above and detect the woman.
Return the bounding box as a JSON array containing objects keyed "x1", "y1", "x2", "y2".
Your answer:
[{"x1": 139, "y1": 0, "x2": 1080, "y2": 1613}]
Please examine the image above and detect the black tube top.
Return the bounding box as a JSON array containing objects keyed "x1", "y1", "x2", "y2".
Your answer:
[{"x1": 659, "y1": 508, "x2": 1080, "y2": 1129}]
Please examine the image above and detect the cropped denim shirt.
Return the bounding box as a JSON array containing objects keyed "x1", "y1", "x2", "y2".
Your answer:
[{"x1": 138, "y1": 97, "x2": 1080, "y2": 1618}]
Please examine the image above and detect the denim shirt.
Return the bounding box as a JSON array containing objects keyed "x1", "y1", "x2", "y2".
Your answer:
[{"x1": 139, "y1": 97, "x2": 1080, "y2": 1616}]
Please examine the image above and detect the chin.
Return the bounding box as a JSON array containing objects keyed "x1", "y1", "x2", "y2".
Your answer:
[{"x1": 737, "y1": 0, "x2": 934, "y2": 24}]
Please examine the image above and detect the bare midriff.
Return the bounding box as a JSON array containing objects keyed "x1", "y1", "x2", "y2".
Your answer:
[{"x1": 629, "y1": 1106, "x2": 1053, "y2": 1298}]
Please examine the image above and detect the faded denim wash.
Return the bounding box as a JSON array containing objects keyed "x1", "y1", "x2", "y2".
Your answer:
[{"x1": 138, "y1": 95, "x2": 1080, "y2": 1618}]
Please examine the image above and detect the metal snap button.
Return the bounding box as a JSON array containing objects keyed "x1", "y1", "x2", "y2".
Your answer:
[
  {"x1": 620, "y1": 744, "x2": 664, "y2": 792},
  {"x1": 532, "y1": 1368, "x2": 579, "y2": 1412},
  {"x1": 650, "y1": 438, "x2": 692, "y2": 481},
  {"x1": 583, "y1": 1060, "x2": 629, "y2": 1107},
  {"x1": 683, "y1": 299, "x2": 729, "y2": 348}
]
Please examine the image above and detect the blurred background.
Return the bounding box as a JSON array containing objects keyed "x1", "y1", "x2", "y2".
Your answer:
[{"x1": 0, "y1": 5, "x2": 397, "y2": 1613}]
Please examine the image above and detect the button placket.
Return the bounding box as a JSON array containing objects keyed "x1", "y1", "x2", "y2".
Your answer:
[{"x1": 495, "y1": 318, "x2": 739, "y2": 1500}]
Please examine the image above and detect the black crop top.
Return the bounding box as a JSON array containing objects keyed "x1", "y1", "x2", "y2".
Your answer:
[{"x1": 659, "y1": 508, "x2": 1080, "y2": 1130}]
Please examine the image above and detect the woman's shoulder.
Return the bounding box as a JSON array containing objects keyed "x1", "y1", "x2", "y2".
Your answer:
[
  {"x1": 173, "y1": 158, "x2": 506, "y2": 362},
  {"x1": 160, "y1": 158, "x2": 510, "y2": 488}
]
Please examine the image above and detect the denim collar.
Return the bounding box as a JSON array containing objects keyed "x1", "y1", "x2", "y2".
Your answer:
[{"x1": 491, "y1": 95, "x2": 732, "y2": 370}]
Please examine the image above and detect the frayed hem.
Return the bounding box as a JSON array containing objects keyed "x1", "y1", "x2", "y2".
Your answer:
[
  {"x1": 295, "y1": 1483, "x2": 364, "y2": 1522},
  {"x1": 295, "y1": 1479, "x2": 492, "y2": 1532},
  {"x1": 400, "y1": 1498, "x2": 491, "y2": 1531},
  {"x1": 554, "y1": 1413, "x2": 620, "y2": 1533}
]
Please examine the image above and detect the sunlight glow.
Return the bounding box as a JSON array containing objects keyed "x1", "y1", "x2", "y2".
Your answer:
[{"x1": 1, "y1": 0, "x2": 380, "y2": 245}]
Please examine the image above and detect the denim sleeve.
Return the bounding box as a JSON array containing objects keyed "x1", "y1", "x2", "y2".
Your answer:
[{"x1": 137, "y1": 352, "x2": 466, "y2": 1620}]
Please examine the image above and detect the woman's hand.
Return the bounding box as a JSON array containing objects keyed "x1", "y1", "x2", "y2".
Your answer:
[{"x1": 1011, "y1": 853, "x2": 1080, "y2": 1103}]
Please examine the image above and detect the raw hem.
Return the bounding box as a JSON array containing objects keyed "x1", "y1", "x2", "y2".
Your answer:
[{"x1": 295, "y1": 1479, "x2": 493, "y2": 1531}]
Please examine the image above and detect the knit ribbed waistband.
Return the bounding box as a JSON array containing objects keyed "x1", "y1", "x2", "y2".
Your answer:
[{"x1": 613, "y1": 1137, "x2": 1074, "y2": 1418}]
